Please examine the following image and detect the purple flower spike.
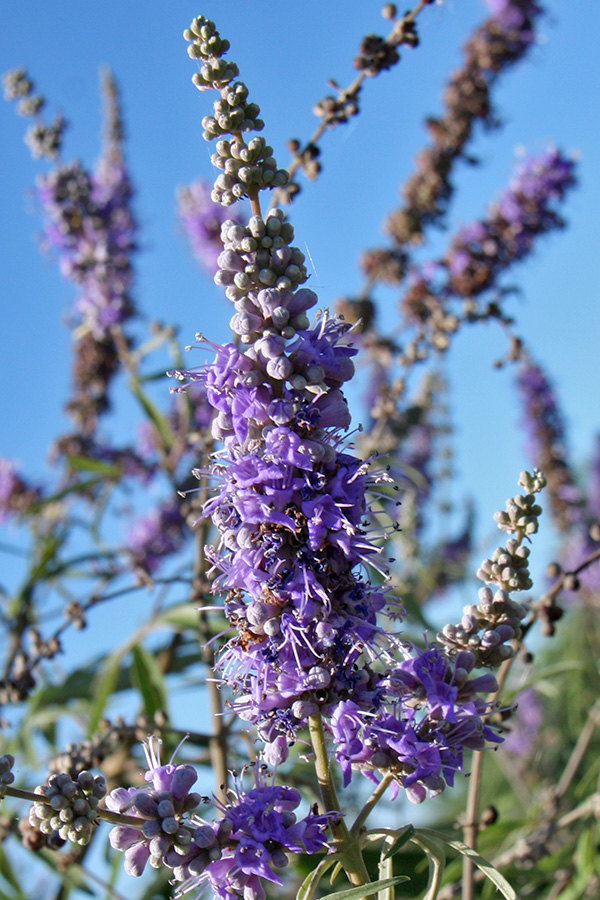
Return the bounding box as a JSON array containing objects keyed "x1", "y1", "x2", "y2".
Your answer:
[
  {"x1": 173, "y1": 765, "x2": 334, "y2": 900},
  {"x1": 178, "y1": 180, "x2": 245, "y2": 275}
]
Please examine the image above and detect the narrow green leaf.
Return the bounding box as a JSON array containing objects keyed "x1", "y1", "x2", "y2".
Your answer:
[
  {"x1": 379, "y1": 825, "x2": 416, "y2": 861},
  {"x1": 130, "y1": 643, "x2": 168, "y2": 719},
  {"x1": 0, "y1": 844, "x2": 23, "y2": 894},
  {"x1": 410, "y1": 834, "x2": 446, "y2": 900},
  {"x1": 158, "y1": 603, "x2": 203, "y2": 631},
  {"x1": 130, "y1": 382, "x2": 174, "y2": 451},
  {"x1": 88, "y1": 651, "x2": 124, "y2": 733},
  {"x1": 378, "y1": 836, "x2": 395, "y2": 900},
  {"x1": 64, "y1": 455, "x2": 122, "y2": 477},
  {"x1": 417, "y1": 829, "x2": 517, "y2": 900},
  {"x1": 296, "y1": 855, "x2": 336, "y2": 900},
  {"x1": 330, "y1": 862, "x2": 343, "y2": 885},
  {"x1": 316, "y1": 874, "x2": 409, "y2": 900}
]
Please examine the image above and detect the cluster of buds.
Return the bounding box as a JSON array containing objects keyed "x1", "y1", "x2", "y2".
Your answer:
[
  {"x1": 2, "y1": 68, "x2": 65, "y2": 159},
  {"x1": 215, "y1": 209, "x2": 308, "y2": 302},
  {"x1": 438, "y1": 470, "x2": 545, "y2": 666},
  {"x1": 210, "y1": 136, "x2": 288, "y2": 206},
  {"x1": 184, "y1": 16, "x2": 288, "y2": 209},
  {"x1": 29, "y1": 771, "x2": 107, "y2": 846},
  {"x1": 354, "y1": 34, "x2": 400, "y2": 75},
  {"x1": 313, "y1": 89, "x2": 360, "y2": 127},
  {"x1": 0, "y1": 755, "x2": 15, "y2": 799},
  {"x1": 381, "y1": 0, "x2": 544, "y2": 253}
]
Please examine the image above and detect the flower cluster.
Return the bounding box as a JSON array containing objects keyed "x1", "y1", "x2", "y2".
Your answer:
[
  {"x1": 107, "y1": 740, "x2": 201, "y2": 877},
  {"x1": 517, "y1": 362, "x2": 600, "y2": 597},
  {"x1": 127, "y1": 498, "x2": 187, "y2": 575},
  {"x1": 332, "y1": 645, "x2": 500, "y2": 804},
  {"x1": 173, "y1": 768, "x2": 333, "y2": 900},
  {"x1": 29, "y1": 770, "x2": 107, "y2": 846},
  {"x1": 398, "y1": 147, "x2": 576, "y2": 353},
  {"x1": 0, "y1": 459, "x2": 41, "y2": 521},
  {"x1": 178, "y1": 179, "x2": 244, "y2": 275},
  {"x1": 106, "y1": 741, "x2": 333, "y2": 900},
  {"x1": 517, "y1": 358, "x2": 583, "y2": 530},
  {"x1": 4, "y1": 68, "x2": 137, "y2": 434},
  {"x1": 439, "y1": 470, "x2": 546, "y2": 666},
  {"x1": 36, "y1": 74, "x2": 137, "y2": 340},
  {"x1": 376, "y1": 0, "x2": 543, "y2": 262},
  {"x1": 445, "y1": 147, "x2": 576, "y2": 298},
  {"x1": 168, "y1": 16, "x2": 514, "y2": 814}
]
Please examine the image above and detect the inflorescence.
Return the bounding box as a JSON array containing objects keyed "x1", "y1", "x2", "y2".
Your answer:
[
  {"x1": 167, "y1": 14, "x2": 522, "y2": 816},
  {"x1": 0, "y1": 12, "x2": 552, "y2": 900}
]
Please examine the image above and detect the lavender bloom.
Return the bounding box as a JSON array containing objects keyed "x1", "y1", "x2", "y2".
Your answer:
[
  {"x1": 10, "y1": 69, "x2": 139, "y2": 433},
  {"x1": 173, "y1": 20, "x2": 505, "y2": 811},
  {"x1": 517, "y1": 358, "x2": 583, "y2": 530},
  {"x1": 127, "y1": 498, "x2": 187, "y2": 574},
  {"x1": 171, "y1": 766, "x2": 334, "y2": 900},
  {"x1": 445, "y1": 148, "x2": 576, "y2": 298},
  {"x1": 331, "y1": 647, "x2": 500, "y2": 803},
  {"x1": 107, "y1": 738, "x2": 200, "y2": 877},
  {"x1": 108, "y1": 741, "x2": 333, "y2": 899},
  {"x1": 502, "y1": 687, "x2": 543, "y2": 757},
  {"x1": 178, "y1": 180, "x2": 244, "y2": 275},
  {"x1": 0, "y1": 459, "x2": 41, "y2": 521},
  {"x1": 172, "y1": 212, "x2": 502, "y2": 801},
  {"x1": 36, "y1": 76, "x2": 137, "y2": 340}
]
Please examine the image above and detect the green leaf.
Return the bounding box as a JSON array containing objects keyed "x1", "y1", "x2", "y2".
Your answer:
[
  {"x1": 88, "y1": 651, "x2": 125, "y2": 733},
  {"x1": 378, "y1": 825, "x2": 416, "y2": 862},
  {"x1": 0, "y1": 844, "x2": 24, "y2": 895},
  {"x1": 378, "y1": 836, "x2": 395, "y2": 900},
  {"x1": 316, "y1": 875, "x2": 410, "y2": 900},
  {"x1": 130, "y1": 643, "x2": 168, "y2": 719},
  {"x1": 130, "y1": 382, "x2": 175, "y2": 451},
  {"x1": 296, "y1": 855, "x2": 337, "y2": 900},
  {"x1": 158, "y1": 603, "x2": 202, "y2": 631},
  {"x1": 416, "y1": 829, "x2": 516, "y2": 900},
  {"x1": 64, "y1": 455, "x2": 122, "y2": 477},
  {"x1": 410, "y1": 834, "x2": 446, "y2": 900}
]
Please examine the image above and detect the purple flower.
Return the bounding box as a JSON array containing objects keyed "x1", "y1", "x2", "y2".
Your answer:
[
  {"x1": 0, "y1": 459, "x2": 41, "y2": 521},
  {"x1": 106, "y1": 738, "x2": 201, "y2": 878},
  {"x1": 178, "y1": 180, "x2": 245, "y2": 275},
  {"x1": 503, "y1": 687, "x2": 543, "y2": 757},
  {"x1": 36, "y1": 118, "x2": 137, "y2": 340},
  {"x1": 445, "y1": 148, "x2": 576, "y2": 298},
  {"x1": 517, "y1": 358, "x2": 583, "y2": 529},
  {"x1": 330, "y1": 646, "x2": 500, "y2": 802},
  {"x1": 127, "y1": 498, "x2": 187, "y2": 573},
  {"x1": 173, "y1": 766, "x2": 334, "y2": 900}
]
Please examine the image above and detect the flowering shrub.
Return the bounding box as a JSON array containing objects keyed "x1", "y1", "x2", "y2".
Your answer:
[{"x1": 1, "y1": 4, "x2": 599, "y2": 900}]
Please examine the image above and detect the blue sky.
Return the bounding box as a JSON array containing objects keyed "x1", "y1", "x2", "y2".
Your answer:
[{"x1": 1, "y1": 0, "x2": 599, "y2": 598}]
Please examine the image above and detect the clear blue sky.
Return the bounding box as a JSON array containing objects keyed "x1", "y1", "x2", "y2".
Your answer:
[{"x1": 1, "y1": 0, "x2": 599, "y2": 577}]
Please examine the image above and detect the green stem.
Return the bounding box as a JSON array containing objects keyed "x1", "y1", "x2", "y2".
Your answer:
[
  {"x1": 308, "y1": 714, "x2": 371, "y2": 890},
  {"x1": 248, "y1": 187, "x2": 261, "y2": 218},
  {"x1": 350, "y1": 773, "x2": 394, "y2": 839}
]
